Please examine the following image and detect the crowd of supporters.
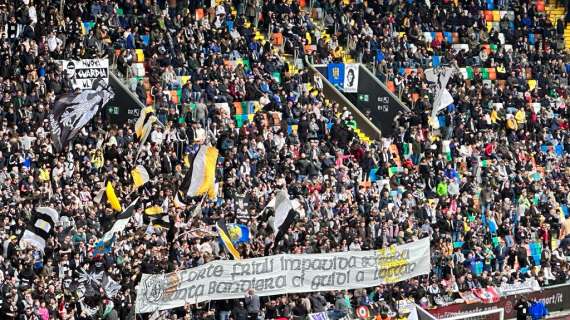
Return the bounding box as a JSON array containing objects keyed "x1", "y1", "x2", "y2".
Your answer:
[{"x1": 0, "y1": 0, "x2": 570, "y2": 319}]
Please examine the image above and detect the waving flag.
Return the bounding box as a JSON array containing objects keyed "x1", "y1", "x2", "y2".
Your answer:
[
  {"x1": 136, "y1": 115, "x2": 160, "y2": 157},
  {"x1": 135, "y1": 106, "x2": 155, "y2": 138},
  {"x1": 185, "y1": 145, "x2": 219, "y2": 200},
  {"x1": 227, "y1": 224, "x2": 250, "y2": 244},
  {"x1": 216, "y1": 219, "x2": 241, "y2": 260},
  {"x1": 425, "y1": 67, "x2": 454, "y2": 127},
  {"x1": 49, "y1": 80, "x2": 114, "y2": 153},
  {"x1": 144, "y1": 205, "x2": 164, "y2": 216},
  {"x1": 102, "y1": 197, "x2": 139, "y2": 242},
  {"x1": 131, "y1": 165, "x2": 150, "y2": 188},
  {"x1": 93, "y1": 235, "x2": 115, "y2": 255},
  {"x1": 106, "y1": 181, "x2": 122, "y2": 212},
  {"x1": 102, "y1": 274, "x2": 122, "y2": 298},
  {"x1": 20, "y1": 207, "x2": 60, "y2": 252},
  {"x1": 145, "y1": 214, "x2": 170, "y2": 229},
  {"x1": 173, "y1": 192, "x2": 187, "y2": 209},
  {"x1": 272, "y1": 190, "x2": 296, "y2": 242}
]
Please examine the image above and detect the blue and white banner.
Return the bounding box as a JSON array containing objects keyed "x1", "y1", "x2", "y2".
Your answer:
[{"x1": 309, "y1": 312, "x2": 330, "y2": 320}]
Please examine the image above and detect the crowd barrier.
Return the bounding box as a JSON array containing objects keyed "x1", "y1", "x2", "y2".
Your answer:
[{"x1": 427, "y1": 283, "x2": 570, "y2": 319}]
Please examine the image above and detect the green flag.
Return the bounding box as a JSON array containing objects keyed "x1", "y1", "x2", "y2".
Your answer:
[
  {"x1": 272, "y1": 71, "x2": 281, "y2": 84},
  {"x1": 466, "y1": 66, "x2": 474, "y2": 80},
  {"x1": 242, "y1": 58, "x2": 251, "y2": 72},
  {"x1": 403, "y1": 143, "x2": 411, "y2": 156},
  {"x1": 480, "y1": 68, "x2": 489, "y2": 80}
]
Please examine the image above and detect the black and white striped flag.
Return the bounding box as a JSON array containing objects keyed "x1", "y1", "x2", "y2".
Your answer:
[
  {"x1": 272, "y1": 190, "x2": 296, "y2": 242},
  {"x1": 20, "y1": 207, "x2": 60, "y2": 252}
]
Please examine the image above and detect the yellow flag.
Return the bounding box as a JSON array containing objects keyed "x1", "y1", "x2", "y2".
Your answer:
[
  {"x1": 106, "y1": 182, "x2": 122, "y2": 212},
  {"x1": 135, "y1": 106, "x2": 154, "y2": 138},
  {"x1": 131, "y1": 165, "x2": 150, "y2": 188},
  {"x1": 144, "y1": 205, "x2": 164, "y2": 216},
  {"x1": 187, "y1": 146, "x2": 219, "y2": 200}
]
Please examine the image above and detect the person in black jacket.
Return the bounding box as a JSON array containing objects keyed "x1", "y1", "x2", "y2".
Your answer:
[
  {"x1": 230, "y1": 301, "x2": 248, "y2": 320},
  {"x1": 264, "y1": 300, "x2": 278, "y2": 319},
  {"x1": 516, "y1": 296, "x2": 529, "y2": 320},
  {"x1": 309, "y1": 292, "x2": 326, "y2": 313},
  {"x1": 291, "y1": 298, "x2": 308, "y2": 318}
]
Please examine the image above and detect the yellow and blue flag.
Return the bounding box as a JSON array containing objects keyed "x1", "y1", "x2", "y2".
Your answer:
[
  {"x1": 227, "y1": 224, "x2": 250, "y2": 244},
  {"x1": 216, "y1": 219, "x2": 241, "y2": 260},
  {"x1": 327, "y1": 63, "x2": 344, "y2": 88},
  {"x1": 93, "y1": 234, "x2": 115, "y2": 255}
]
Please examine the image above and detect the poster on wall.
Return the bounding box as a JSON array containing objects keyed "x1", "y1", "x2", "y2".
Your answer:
[
  {"x1": 58, "y1": 59, "x2": 110, "y2": 90},
  {"x1": 135, "y1": 238, "x2": 431, "y2": 313},
  {"x1": 343, "y1": 63, "x2": 359, "y2": 93},
  {"x1": 327, "y1": 63, "x2": 344, "y2": 88}
]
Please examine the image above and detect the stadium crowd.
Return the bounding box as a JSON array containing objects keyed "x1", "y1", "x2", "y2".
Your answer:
[{"x1": 0, "y1": 0, "x2": 569, "y2": 319}]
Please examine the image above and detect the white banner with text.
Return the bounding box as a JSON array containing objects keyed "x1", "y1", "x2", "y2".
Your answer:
[
  {"x1": 135, "y1": 238, "x2": 430, "y2": 313},
  {"x1": 57, "y1": 59, "x2": 109, "y2": 90}
]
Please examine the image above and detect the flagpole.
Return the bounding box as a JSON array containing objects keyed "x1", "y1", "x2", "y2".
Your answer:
[
  {"x1": 189, "y1": 194, "x2": 207, "y2": 220},
  {"x1": 205, "y1": 118, "x2": 209, "y2": 146},
  {"x1": 173, "y1": 226, "x2": 209, "y2": 241}
]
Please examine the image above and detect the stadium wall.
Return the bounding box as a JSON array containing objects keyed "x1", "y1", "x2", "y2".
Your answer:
[{"x1": 428, "y1": 283, "x2": 570, "y2": 319}]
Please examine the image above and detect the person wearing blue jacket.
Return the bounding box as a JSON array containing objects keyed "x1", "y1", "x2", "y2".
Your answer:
[{"x1": 529, "y1": 299, "x2": 548, "y2": 320}]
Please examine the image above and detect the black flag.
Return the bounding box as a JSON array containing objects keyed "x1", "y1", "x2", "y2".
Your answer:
[{"x1": 50, "y1": 80, "x2": 114, "y2": 153}]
